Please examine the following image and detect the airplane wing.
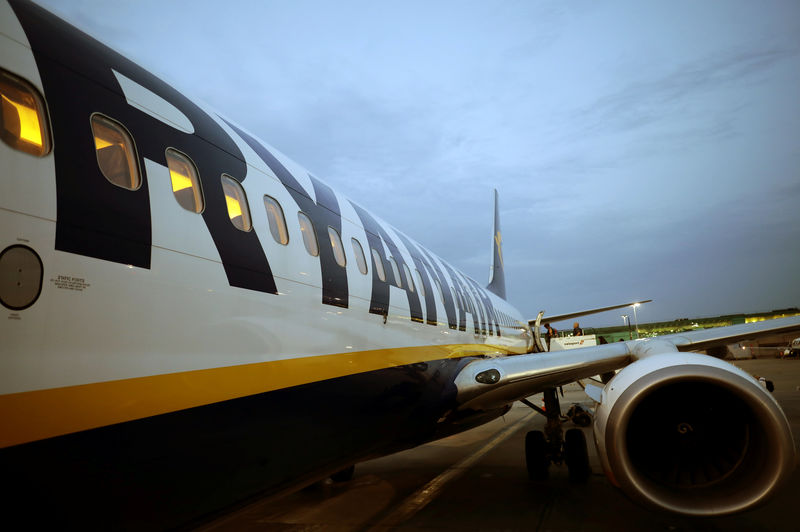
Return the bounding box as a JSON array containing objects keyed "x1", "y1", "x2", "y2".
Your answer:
[
  {"x1": 454, "y1": 314, "x2": 800, "y2": 412},
  {"x1": 527, "y1": 299, "x2": 653, "y2": 327}
]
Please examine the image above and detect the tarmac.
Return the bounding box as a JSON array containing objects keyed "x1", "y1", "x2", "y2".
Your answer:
[{"x1": 196, "y1": 357, "x2": 800, "y2": 531}]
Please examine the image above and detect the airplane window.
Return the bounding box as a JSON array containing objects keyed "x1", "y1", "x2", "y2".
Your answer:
[
  {"x1": 298, "y1": 212, "x2": 318, "y2": 256},
  {"x1": 403, "y1": 264, "x2": 414, "y2": 293},
  {"x1": 263, "y1": 195, "x2": 289, "y2": 244},
  {"x1": 221, "y1": 175, "x2": 251, "y2": 231},
  {"x1": 328, "y1": 227, "x2": 346, "y2": 267},
  {"x1": 371, "y1": 248, "x2": 386, "y2": 282},
  {"x1": 165, "y1": 148, "x2": 203, "y2": 213},
  {"x1": 1, "y1": 69, "x2": 51, "y2": 157},
  {"x1": 351, "y1": 238, "x2": 368, "y2": 275},
  {"x1": 415, "y1": 269, "x2": 426, "y2": 297},
  {"x1": 388, "y1": 257, "x2": 402, "y2": 288},
  {"x1": 91, "y1": 114, "x2": 140, "y2": 190}
]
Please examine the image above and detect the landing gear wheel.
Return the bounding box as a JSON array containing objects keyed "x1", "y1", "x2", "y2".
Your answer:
[
  {"x1": 331, "y1": 465, "x2": 355, "y2": 483},
  {"x1": 525, "y1": 430, "x2": 549, "y2": 480},
  {"x1": 564, "y1": 428, "x2": 590, "y2": 483}
]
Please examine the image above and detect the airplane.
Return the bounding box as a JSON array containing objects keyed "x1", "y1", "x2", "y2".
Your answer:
[{"x1": 1, "y1": 0, "x2": 799, "y2": 528}]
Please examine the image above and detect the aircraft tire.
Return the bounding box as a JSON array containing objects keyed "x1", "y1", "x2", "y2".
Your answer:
[
  {"x1": 331, "y1": 465, "x2": 355, "y2": 483},
  {"x1": 525, "y1": 430, "x2": 549, "y2": 480},
  {"x1": 564, "y1": 428, "x2": 590, "y2": 483}
]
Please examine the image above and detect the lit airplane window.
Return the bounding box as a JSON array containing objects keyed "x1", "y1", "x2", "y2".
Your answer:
[
  {"x1": 91, "y1": 114, "x2": 140, "y2": 190},
  {"x1": 221, "y1": 175, "x2": 251, "y2": 231},
  {"x1": 165, "y1": 148, "x2": 203, "y2": 213},
  {"x1": 0, "y1": 69, "x2": 51, "y2": 157}
]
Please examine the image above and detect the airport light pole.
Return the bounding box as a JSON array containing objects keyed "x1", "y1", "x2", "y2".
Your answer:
[
  {"x1": 632, "y1": 303, "x2": 640, "y2": 339},
  {"x1": 622, "y1": 314, "x2": 632, "y2": 340}
]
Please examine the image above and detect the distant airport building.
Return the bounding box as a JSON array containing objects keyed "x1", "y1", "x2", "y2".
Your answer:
[{"x1": 580, "y1": 308, "x2": 800, "y2": 348}]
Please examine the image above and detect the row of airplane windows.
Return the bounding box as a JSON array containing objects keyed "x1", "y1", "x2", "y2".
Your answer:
[
  {"x1": 88, "y1": 114, "x2": 521, "y2": 331},
  {"x1": 0, "y1": 70, "x2": 520, "y2": 331}
]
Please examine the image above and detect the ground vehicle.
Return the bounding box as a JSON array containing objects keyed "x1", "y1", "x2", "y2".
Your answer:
[{"x1": 783, "y1": 337, "x2": 800, "y2": 357}]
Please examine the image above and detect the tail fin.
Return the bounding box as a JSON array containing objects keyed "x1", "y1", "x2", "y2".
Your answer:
[{"x1": 487, "y1": 189, "x2": 506, "y2": 300}]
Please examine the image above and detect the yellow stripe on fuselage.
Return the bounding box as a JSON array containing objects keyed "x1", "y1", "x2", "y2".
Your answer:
[{"x1": 0, "y1": 343, "x2": 522, "y2": 449}]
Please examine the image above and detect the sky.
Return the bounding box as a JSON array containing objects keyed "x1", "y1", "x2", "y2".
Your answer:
[{"x1": 34, "y1": 0, "x2": 800, "y2": 327}]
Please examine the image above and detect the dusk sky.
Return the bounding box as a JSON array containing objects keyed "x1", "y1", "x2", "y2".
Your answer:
[{"x1": 36, "y1": 0, "x2": 800, "y2": 327}]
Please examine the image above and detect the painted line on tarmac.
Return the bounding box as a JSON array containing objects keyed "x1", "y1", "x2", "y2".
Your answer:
[{"x1": 367, "y1": 410, "x2": 536, "y2": 531}]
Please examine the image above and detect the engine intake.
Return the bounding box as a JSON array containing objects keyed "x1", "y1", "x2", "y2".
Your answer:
[{"x1": 594, "y1": 353, "x2": 795, "y2": 516}]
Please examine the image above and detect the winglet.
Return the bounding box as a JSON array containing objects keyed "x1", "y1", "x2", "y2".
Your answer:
[{"x1": 487, "y1": 189, "x2": 506, "y2": 300}]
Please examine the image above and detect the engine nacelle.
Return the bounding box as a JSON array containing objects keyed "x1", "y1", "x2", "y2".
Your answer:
[{"x1": 593, "y1": 351, "x2": 795, "y2": 516}]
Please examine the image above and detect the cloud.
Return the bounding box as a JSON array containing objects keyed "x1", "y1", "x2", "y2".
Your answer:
[{"x1": 574, "y1": 48, "x2": 797, "y2": 138}]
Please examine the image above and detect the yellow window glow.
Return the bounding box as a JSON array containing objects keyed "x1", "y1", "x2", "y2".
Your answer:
[
  {"x1": 166, "y1": 148, "x2": 203, "y2": 213},
  {"x1": 170, "y1": 170, "x2": 193, "y2": 193},
  {"x1": 2, "y1": 94, "x2": 42, "y2": 147},
  {"x1": 221, "y1": 174, "x2": 251, "y2": 231},
  {"x1": 226, "y1": 195, "x2": 242, "y2": 218},
  {"x1": 91, "y1": 114, "x2": 140, "y2": 190},
  {"x1": 0, "y1": 70, "x2": 50, "y2": 157},
  {"x1": 93, "y1": 135, "x2": 113, "y2": 150}
]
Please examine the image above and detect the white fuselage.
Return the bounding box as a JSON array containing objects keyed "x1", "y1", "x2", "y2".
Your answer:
[{"x1": 0, "y1": 0, "x2": 529, "y2": 449}]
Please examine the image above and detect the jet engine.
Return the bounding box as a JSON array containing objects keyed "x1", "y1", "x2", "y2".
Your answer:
[{"x1": 593, "y1": 351, "x2": 795, "y2": 516}]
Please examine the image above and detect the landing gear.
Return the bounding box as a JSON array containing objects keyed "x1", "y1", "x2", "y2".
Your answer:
[
  {"x1": 523, "y1": 388, "x2": 591, "y2": 483},
  {"x1": 525, "y1": 430, "x2": 549, "y2": 480},
  {"x1": 564, "y1": 428, "x2": 590, "y2": 482}
]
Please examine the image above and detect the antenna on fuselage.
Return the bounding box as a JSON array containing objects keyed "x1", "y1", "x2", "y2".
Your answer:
[{"x1": 487, "y1": 189, "x2": 506, "y2": 300}]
